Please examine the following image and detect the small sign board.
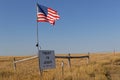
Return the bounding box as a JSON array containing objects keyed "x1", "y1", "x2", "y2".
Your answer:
[{"x1": 38, "y1": 50, "x2": 56, "y2": 70}]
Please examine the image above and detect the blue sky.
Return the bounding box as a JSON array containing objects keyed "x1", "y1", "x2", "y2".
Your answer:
[{"x1": 0, "y1": 0, "x2": 120, "y2": 55}]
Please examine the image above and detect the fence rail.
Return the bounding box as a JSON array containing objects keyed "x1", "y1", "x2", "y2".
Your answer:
[
  {"x1": 14, "y1": 56, "x2": 38, "y2": 63},
  {"x1": 55, "y1": 55, "x2": 89, "y2": 59}
]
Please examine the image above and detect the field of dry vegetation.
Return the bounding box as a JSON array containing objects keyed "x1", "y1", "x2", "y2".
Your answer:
[{"x1": 0, "y1": 52, "x2": 120, "y2": 80}]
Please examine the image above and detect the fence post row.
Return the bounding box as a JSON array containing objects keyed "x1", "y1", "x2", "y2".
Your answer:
[{"x1": 13, "y1": 53, "x2": 90, "y2": 70}]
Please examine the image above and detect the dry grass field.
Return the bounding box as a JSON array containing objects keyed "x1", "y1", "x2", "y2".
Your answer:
[{"x1": 0, "y1": 52, "x2": 120, "y2": 80}]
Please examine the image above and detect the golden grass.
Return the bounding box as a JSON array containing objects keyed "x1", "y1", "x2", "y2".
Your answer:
[{"x1": 0, "y1": 52, "x2": 120, "y2": 80}]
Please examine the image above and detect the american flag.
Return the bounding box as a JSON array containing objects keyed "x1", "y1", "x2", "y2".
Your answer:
[{"x1": 37, "y1": 4, "x2": 60, "y2": 25}]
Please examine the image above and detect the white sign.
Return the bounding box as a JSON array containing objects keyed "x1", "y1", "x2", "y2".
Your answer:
[{"x1": 38, "y1": 50, "x2": 56, "y2": 70}]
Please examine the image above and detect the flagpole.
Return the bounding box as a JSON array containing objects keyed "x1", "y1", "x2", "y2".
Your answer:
[
  {"x1": 36, "y1": 3, "x2": 42, "y2": 77},
  {"x1": 36, "y1": 3, "x2": 40, "y2": 50}
]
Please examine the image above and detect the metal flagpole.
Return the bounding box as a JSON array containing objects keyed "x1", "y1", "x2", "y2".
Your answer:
[
  {"x1": 36, "y1": 3, "x2": 40, "y2": 51},
  {"x1": 36, "y1": 3, "x2": 43, "y2": 77}
]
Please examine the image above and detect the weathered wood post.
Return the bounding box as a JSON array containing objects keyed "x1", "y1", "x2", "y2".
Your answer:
[
  {"x1": 87, "y1": 52, "x2": 90, "y2": 64},
  {"x1": 13, "y1": 57, "x2": 16, "y2": 70},
  {"x1": 68, "y1": 53, "x2": 71, "y2": 67},
  {"x1": 61, "y1": 61, "x2": 64, "y2": 79}
]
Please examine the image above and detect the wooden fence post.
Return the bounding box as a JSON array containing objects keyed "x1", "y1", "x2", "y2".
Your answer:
[
  {"x1": 87, "y1": 52, "x2": 90, "y2": 64},
  {"x1": 13, "y1": 57, "x2": 16, "y2": 70},
  {"x1": 61, "y1": 61, "x2": 64, "y2": 79},
  {"x1": 68, "y1": 53, "x2": 71, "y2": 67}
]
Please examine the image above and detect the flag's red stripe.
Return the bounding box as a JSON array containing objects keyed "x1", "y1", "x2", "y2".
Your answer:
[{"x1": 37, "y1": 20, "x2": 48, "y2": 22}]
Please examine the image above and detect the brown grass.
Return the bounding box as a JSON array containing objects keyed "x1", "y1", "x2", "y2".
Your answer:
[{"x1": 0, "y1": 52, "x2": 120, "y2": 80}]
